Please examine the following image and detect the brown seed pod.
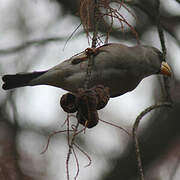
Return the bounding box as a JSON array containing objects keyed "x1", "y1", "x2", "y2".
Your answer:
[
  {"x1": 60, "y1": 85, "x2": 110, "y2": 128},
  {"x1": 76, "y1": 88, "x2": 98, "y2": 111},
  {"x1": 76, "y1": 88, "x2": 99, "y2": 128},
  {"x1": 60, "y1": 93, "x2": 77, "y2": 113},
  {"x1": 93, "y1": 85, "x2": 110, "y2": 110},
  {"x1": 76, "y1": 110, "x2": 99, "y2": 128}
]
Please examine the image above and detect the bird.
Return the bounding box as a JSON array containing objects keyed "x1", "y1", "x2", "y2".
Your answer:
[{"x1": 2, "y1": 43, "x2": 171, "y2": 98}]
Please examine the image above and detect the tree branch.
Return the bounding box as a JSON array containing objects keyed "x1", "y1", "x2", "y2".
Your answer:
[
  {"x1": 0, "y1": 37, "x2": 66, "y2": 56},
  {"x1": 133, "y1": 102, "x2": 172, "y2": 180}
]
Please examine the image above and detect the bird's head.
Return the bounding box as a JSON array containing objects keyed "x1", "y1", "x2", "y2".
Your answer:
[
  {"x1": 140, "y1": 46, "x2": 172, "y2": 77},
  {"x1": 153, "y1": 47, "x2": 172, "y2": 77}
]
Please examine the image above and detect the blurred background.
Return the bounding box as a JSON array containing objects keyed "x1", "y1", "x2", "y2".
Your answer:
[{"x1": 0, "y1": 0, "x2": 180, "y2": 179}]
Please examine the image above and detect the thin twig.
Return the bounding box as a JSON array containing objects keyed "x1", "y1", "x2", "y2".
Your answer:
[
  {"x1": 74, "y1": 143, "x2": 92, "y2": 167},
  {"x1": 67, "y1": 114, "x2": 70, "y2": 146},
  {"x1": 65, "y1": 118, "x2": 85, "y2": 180},
  {"x1": 80, "y1": 0, "x2": 138, "y2": 44},
  {"x1": 63, "y1": 23, "x2": 82, "y2": 51},
  {"x1": 41, "y1": 130, "x2": 70, "y2": 154},
  {"x1": 72, "y1": 147, "x2": 80, "y2": 180},
  {"x1": 132, "y1": 102, "x2": 172, "y2": 180},
  {"x1": 156, "y1": 0, "x2": 166, "y2": 60},
  {"x1": 156, "y1": 0, "x2": 172, "y2": 103},
  {"x1": 84, "y1": 0, "x2": 100, "y2": 89},
  {"x1": 66, "y1": 122, "x2": 80, "y2": 180},
  {"x1": 99, "y1": 118, "x2": 131, "y2": 137}
]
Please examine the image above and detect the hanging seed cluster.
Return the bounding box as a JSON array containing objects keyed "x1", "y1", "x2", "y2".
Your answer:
[{"x1": 60, "y1": 85, "x2": 110, "y2": 128}]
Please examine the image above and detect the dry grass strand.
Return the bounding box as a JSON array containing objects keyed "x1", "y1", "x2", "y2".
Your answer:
[{"x1": 79, "y1": 0, "x2": 139, "y2": 44}]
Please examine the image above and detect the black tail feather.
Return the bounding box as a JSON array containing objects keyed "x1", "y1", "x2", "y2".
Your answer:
[{"x1": 2, "y1": 71, "x2": 47, "y2": 90}]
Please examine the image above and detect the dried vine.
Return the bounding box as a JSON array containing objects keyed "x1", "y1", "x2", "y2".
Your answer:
[
  {"x1": 132, "y1": 102, "x2": 172, "y2": 180},
  {"x1": 156, "y1": 0, "x2": 172, "y2": 103},
  {"x1": 79, "y1": 0, "x2": 138, "y2": 45}
]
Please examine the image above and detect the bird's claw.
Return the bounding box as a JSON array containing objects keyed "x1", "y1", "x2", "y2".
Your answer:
[
  {"x1": 71, "y1": 47, "x2": 100, "y2": 65},
  {"x1": 85, "y1": 47, "x2": 100, "y2": 56}
]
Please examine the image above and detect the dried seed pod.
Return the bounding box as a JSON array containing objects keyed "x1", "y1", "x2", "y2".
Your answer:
[
  {"x1": 76, "y1": 110, "x2": 99, "y2": 128},
  {"x1": 94, "y1": 85, "x2": 110, "y2": 110},
  {"x1": 76, "y1": 89, "x2": 97, "y2": 111},
  {"x1": 85, "y1": 47, "x2": 99, "y2": 56},
  {"x1": 60, "y1": 93, "x2": 77, "y2": 113},
  {"x1": 76, "y1": 88, "x2": 99, "y2": 128}
]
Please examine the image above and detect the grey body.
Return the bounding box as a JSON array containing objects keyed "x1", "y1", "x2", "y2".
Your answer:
[{"x1": 2, "y1": 43, "x2": 163, "y2": 97}]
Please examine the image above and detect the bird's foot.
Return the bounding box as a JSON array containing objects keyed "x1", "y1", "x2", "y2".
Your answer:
[{"x1": 85, "y1": 47, "x2": 100, "y2": 56}]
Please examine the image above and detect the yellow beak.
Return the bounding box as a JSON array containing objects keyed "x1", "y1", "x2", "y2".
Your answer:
[{"x1": 160, "y1": 61, "x2": 172, "y2": 76}]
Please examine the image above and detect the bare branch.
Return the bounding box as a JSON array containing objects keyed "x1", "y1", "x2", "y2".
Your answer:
[
  {"x1": 0, "y1": 37, "x2": 65, "y2": 56},
  {"x1": 132, "y1": 102, "x2": 172, "y2": 180}
]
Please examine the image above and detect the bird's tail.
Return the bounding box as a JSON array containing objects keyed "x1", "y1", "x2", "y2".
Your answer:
[{"x1": 2, "y1": 71, "x2": 47, "y2": 90}]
